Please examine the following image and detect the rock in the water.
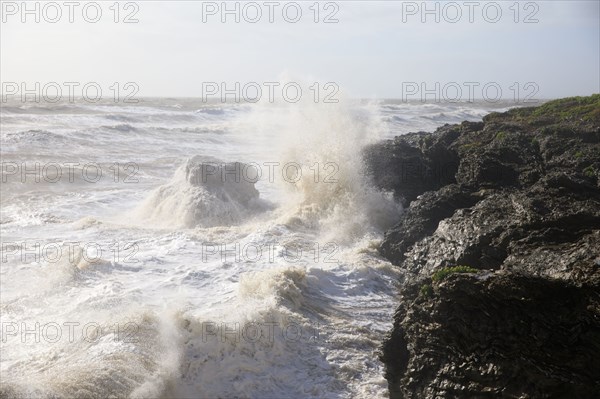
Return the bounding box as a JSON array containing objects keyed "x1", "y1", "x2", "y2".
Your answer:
[{"x1": 138, "y1": 156, "x2": 268, "y2": 228}]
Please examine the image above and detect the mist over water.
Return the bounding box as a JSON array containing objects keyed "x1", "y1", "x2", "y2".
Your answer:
[{"x1": 1, "y1": 98, "x2": 512, "y2": 398}]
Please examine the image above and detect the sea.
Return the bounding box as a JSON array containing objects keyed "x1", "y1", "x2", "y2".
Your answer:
[{"x1": 0, "y1": 97, "x2": 515, "y2": 398}]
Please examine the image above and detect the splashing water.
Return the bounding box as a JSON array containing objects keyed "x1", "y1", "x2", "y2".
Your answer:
[{"x1": 1, "y1": 95, "x2": 505, "y2": 398}]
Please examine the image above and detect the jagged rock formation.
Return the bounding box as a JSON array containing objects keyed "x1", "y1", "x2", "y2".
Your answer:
[{"x1": 364, "y1": 95, "x2": 600, "y2": 398}]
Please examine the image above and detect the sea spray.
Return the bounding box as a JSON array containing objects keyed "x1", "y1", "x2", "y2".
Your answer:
[
  {"x1": 0, "y1": 96, "x2": 426, "y2": 398},
  {"x1": 231, "y1": 93, "x2": 402, "y2": 243}
]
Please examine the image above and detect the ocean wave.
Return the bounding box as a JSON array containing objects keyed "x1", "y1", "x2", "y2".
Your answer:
[
  {"x1": 0, "y1": 104, "x2": 93, "y2": 115},
  {"x1": 136, "y1": 156, "x2": 271, "y2": 228},
  {"x1": 2, "y1": 129, "x2": 66, "y2": 144},
  {"x1": 100, "y1": 123, "x2": 138, "y2": 132}
]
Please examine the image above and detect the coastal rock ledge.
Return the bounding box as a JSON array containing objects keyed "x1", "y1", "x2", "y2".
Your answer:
[{"x1": 364, "y1": 95, "x2": 600, "y2": 398}]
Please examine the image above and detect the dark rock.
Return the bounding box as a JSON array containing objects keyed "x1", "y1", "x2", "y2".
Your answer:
[
  {"x1": 379, "y1": 184, "x2": 479, "y2": 265},
  {"x1": 382, "y1": 273, "x2": 600, "y2": 399},
  {"x1": 369, "y1": 95, "x2": 600, "y2": 398},
  {"x1": 363, "y1": 125, "x2": 462, "y2": 207}
]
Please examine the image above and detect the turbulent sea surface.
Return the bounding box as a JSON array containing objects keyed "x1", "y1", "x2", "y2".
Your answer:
[{"x1": 0, "y1": 98, "x2": 512, "y2": 398}]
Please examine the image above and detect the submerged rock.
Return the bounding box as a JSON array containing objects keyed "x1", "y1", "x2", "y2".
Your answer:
[
  {"x1": 137, "y1": 156, "x2": 268, "y2": 228},
  {"x1": 365, "y1": 95, "x2": 600, "y2": 398}
]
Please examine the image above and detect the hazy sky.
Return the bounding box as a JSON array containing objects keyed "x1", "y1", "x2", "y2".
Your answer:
[{"x1": 1, "y1": 0, "x2": 599, "y2": 99}]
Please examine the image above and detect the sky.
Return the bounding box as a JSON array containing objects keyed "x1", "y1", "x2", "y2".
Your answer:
[{"x1": 1, "y1": 0, "x2": 599, "y2": 99}]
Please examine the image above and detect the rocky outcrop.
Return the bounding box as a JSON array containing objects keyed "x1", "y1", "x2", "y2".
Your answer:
[
  {"x1": 380, "y1": 273, "x2": 600, "y2": 399},
  {"x1": 365, "y1": 95, "x2": 600, "y2": 398}
]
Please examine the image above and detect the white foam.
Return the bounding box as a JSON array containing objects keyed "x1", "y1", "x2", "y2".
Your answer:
[
  {"x1": 1, "y1": 96, "x2": 479, "y2": 398},
  {"x1": 135, "y1": 156, "x2": 271, "y2": 228}
]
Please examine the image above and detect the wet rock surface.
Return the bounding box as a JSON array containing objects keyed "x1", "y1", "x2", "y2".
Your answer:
[{"x1": 365, "y1": 95, "x2": 600, "y2": 398}]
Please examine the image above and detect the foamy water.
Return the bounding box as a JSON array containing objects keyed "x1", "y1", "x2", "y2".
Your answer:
[{"x1": 1, "y1": 97, "x2": 510, "y2": 398}]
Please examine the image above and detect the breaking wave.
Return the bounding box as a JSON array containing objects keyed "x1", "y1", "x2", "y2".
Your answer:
[{"x1": 136, "y1": 156, "x2": 271, "y2": 228}]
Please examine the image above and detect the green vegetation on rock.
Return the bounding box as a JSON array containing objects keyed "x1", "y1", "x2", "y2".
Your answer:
[
  {"x1": 419, "y1": 284, "x2": 433, "y2": 298},
  {"x1": 531, "y1": 94, "x2": 600, "y2": 121},
  {"x1": 460, "y1": 142, "x2": 483, "y2": 151},
  {"x1": 495, "y1": 131, "x2": 507, "y2": 141},
  {"x1": 483, "y1": 94, "x2": 600, "y2": 126},
  {"x1": 583, "y1": 166, "x2": 596, "y2": 178},
  {"x1": 432, "y1": 266, "x2": 479, "y2": 282}
]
